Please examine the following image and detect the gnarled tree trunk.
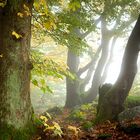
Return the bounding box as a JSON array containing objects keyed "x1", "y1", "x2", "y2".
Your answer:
[
  {"x1": 96, "y1": 15, "x2": 140, "y2": 123},
  {"x1": 0, "y1": 1, "x2": 33, "y2": 139}
]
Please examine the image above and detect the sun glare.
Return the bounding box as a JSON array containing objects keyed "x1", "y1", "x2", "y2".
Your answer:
[{"x1": 105, "y1": 38, "x2": 125, "y2": 84}]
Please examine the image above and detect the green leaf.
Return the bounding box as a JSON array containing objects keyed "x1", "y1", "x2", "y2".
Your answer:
[
  {"x1": 46, "y1": 86, "x2": 53, "y2": 93},
  {"x1": 40, "y1": 87, "x2": 46, "y2": 93},
  {"x1": 40, "y1": 79, "x2": 46, "y2": 85},
  {"x1": 68, "y1": 1, "x2": 81, "y2": 11},
  {"x1": 32, "y1": 79, "x2": 38, "y2": 86}
]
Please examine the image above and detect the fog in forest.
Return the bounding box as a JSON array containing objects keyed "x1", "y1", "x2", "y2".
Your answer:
[
  {"x1": 2, "y1": 1, "x2": 140, "y2": 139},
  {"x1": 31, "y1": 33, "x2": 140, "y2": 114}
]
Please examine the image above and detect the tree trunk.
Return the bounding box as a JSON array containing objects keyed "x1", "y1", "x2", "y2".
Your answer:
[
  {"x1": 101, "y1": 37, "x2": 117, "y2": 84},
  {"x1": 96, "y1": 15, "x2": 140, "y2": 123},
  {"x1": 0, "y1": 1, "x2": 33, "y2": 139},
  {"x1": 79, "y1": 47, "x2": 101, "y2": 93},
  {"x1": 65, "y1": 49, "x2": 80, "y2": 108},
  {"x1": 85, "y1": 17, "x2": 111, "y2": 102}
]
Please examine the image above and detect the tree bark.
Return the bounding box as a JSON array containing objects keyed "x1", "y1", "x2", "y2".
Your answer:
[
  {"x1": 0, "y1": 1, "x2": 33, "y2": 138},
  {"x1": 85, "y1": 17, "x2": 111, "y2": 102},
  {"x1": 65, "y1": 49, "x2": 80, "y2": 108},
  {"x1": 96, "y1": 15, "x2": 140, "y2": 123}
]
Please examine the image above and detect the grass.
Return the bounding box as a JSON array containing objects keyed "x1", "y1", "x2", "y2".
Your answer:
[{"x1": 124, "y1": 95, "x2": 140, "y2": 108}]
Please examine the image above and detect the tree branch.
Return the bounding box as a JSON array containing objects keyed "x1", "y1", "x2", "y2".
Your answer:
[{"x1": 77, "y1": 46, "x2": 101, "y2": 76}]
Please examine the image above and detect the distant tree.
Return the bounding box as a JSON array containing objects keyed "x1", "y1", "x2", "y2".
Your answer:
[
  {"x1": 32, "y1": 0, "x2": 140, "y2": 108},
  {"x1": 84, "y1": 0, "x2": 139, "y2": 103},
  {"x1": 0, "y1": 0, "x2": 33, "y2": 139},
  {"x1": 96, "y1": 15, "x2": 140, "y2": 123},
  {"x1": 65, "y1": 49, "x2": 80, "y2": 107}
]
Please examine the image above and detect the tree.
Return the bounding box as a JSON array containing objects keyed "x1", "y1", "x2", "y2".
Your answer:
[
  {"x1": 65, "y1": 49, "x2": 80, "y2": 107},
  {"x1": 45, "y1": 0, "x2": 95, "y2": 108},
  {"x1": 84, "y1": 0, "x2": 139, "y2": 103},
  {"x1": 32, "y1": 0, "x2": 101, "y2": 108},
  {"x1": 101, "y1": 37, "x2": 117, "y2": 84},
  {"x1": 96, "y1": 15, "x2": 140, "y2": 123},
  {"x1": 0, "y1": 1, "x2": 33, "y2": 139},
  {"x1": 52, "y1": 0, "x2": 140, "y2": 107},
  {"x1": 85, "y1": 15, "x2": 112, "y2": 102},
  {"x1": 32, "y1": 0, "x2": 140, "y2": 108}
]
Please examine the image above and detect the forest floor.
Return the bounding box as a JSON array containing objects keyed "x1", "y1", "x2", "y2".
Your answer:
[{"x1": 32, "y1": 105, "x2": 140, "y2": 140}]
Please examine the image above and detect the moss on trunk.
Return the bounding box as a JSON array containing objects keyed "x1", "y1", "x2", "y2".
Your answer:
[
  {"x1": 0, "y1": 121, "x2": 35, "y2": 140},
  {"x1": 0, "y1": 1, "x2": 34, "y2": 138}
]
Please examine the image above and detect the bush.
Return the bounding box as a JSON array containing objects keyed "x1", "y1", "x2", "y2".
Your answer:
[
  {"x1": 68, "y1": 110, "x2": 86, "y2": 121},
  {"x1": 82, "y1": 121, "x2": 93, "y2": 131},
  {"x1": 124, "y1": 96, "x2": 140, "y2": 108}
]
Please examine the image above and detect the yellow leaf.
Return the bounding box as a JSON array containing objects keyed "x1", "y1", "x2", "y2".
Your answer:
[
  {"x1": 40, "y1": 0, "x2": 47, "y2": 5},
  {"x1": 39, "y1": 13, "x2": 46, "y2": 16},
  {"x1": 17, "y1": 12, "x2": 24, "y2": 18},
  {"x1": 0, "y1": 54, "x2": 3, "y2": 58},
  {"x1": 44, "y1": 21, "x2": 57, "y2": 31},
  {"x1": 0, "y1": 1, "x2": 7, "y2": 8},
  {"x1": 23, "y1": 4, "x2": 31, "y2": 16},
  {"x1": 44, "y1": 22, "x2": 52, "y2": 30},
  {"x1": 33, "y1": 2, "x2": 40, "y2": 10},
  {"x1": 40, "y1": 115, "x2": 48, "y2": 122},
  {"x1": 45, "y1": 112, "x2": 52, "y2": 119},
  {"x1": 53, "y1": 122, "x2": 61, "y2": 129},
  {"x1": 12, "y1": 31, "x2": 22, "y2": 39},
  {"x1": 67, "y1": 125, "x2": 79, "y2": 135},
  {"x1": 24, "y1": 11, "x2": 31, "y2": 16},
  {"x1": 23, "y1": 4, "x2": 29, "y2": 11}
]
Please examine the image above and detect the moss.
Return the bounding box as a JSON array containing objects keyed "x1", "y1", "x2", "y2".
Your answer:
[
  {"x1": 97, "y1": 133, "x2": 112, "y2": 139},
  {"x1": 0, "y1": 121, "x2": 36, "y2": 140},
  {"x1": 6, "y1": 70, "x2": 24, "y2": 128},
  {"x1": 124, "y1": 96, "x2": 140, "y2": 108},
  {"x1": 68, "y1": 110, "x2": 86, "y2": 121},
  {"x1": 97, "y1": 84, "x2": 112, "y2": 114}
]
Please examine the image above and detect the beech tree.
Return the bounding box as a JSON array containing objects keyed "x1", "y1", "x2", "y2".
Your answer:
[
  {"x1": 96, "y1": 15, "x2": 140, "y2": 123},
  {"x1": 63, "y1": 0, "x2": 140, "y2": 106},
  {"x1": 65, "y1": 49, "x2": 80, "y2": 107},
  {"x1": 31, "y1": 0, "x2": 140, "y2": 108},
  {"x1": 85, "y1": 0, "x2": 139, "y2": 103},
  {"x1": 0, "y1": 0, "x2": 33, "y2": 139}
]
